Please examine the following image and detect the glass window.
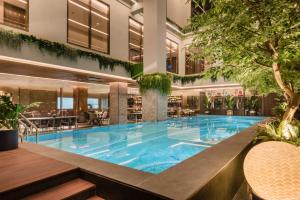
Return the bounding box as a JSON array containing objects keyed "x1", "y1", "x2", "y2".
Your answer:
[
  {"x1": 88, "y1": 98, "x2": 99, "y2": 109},
  {"x1": 100, "y1": 98, "x2": 108, "y2": 109},
  {"x1": 57, "y1": 97, "x2": 74, "y2": 109},
  {"x1": 0, "y1": 0, "x2": 29, "y2": 31},
  {"x1": 129, "y1": 18, "x2": 143, "y2": 63},
  {"x1": 166, "y1": 39, "x2": 179, "y2": 74},
  {"x1": 68, "y1": 0, "x2": 110, "y2": 54},
  {"x1": 91, "y1": 0, "x2": 109, "y2": 53},
  {"x1": 128, "y1": 18, "x2": 179, "y2": 72},
  {"x1": 185, "y1": 48, "x2": 205, "y2": 75}
]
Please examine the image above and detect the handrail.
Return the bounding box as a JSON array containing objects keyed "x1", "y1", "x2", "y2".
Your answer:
[
  {"x1": 18, "y1": 119, "x2": 30, "y2": 141},
  {"x1": 19, "y1": 113, "x2": 39, "y2": 143}
]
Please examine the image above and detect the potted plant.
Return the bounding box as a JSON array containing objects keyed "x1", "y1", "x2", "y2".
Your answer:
[
  {"x1": 244, "y1": 98, "x2": 250, "y2": 116},
  {"x1": 225, "y1": 96, "x2": 235, "y2": 116},
  {"x1": 203, "y1": 95, "x2": 212, "y2": 114},
  {"x1": 0, "y1": 95, "x2": 25, "y2": 151},
  {"x1": 249, "y1": 96, "x2": 259, "y2": 116}
]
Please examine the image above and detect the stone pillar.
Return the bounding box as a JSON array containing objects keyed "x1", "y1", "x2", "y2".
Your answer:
[
  {"x1": 109, "y1": 82, "x2": 128, "y2": 124},
  {"x1": 142, "y1": 0, "x2": 168, "y2": 121},
  {"x1": 73, "y1": 87, "x2": 88, "y2": 115}
]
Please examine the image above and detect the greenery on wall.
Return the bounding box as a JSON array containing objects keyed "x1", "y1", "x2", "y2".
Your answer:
[
  {"x1": 0, "y1": 28, "x2": 133, "y2": 73},
  {"x1": 172, "y1": 73, "x2": 204, "y2": 85},
  {"x1": 130, "y1": 63, "x2": 209, "y2": 85},
  {"x1": 137, "y1": 73, "x2": 171, "y2": 95},
  {"x1": 130, "y1": 63, "x2": 143, "y2": 79}
]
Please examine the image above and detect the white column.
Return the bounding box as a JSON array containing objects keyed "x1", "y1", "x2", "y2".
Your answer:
[
  {"x1": 178, "y1": 42, "x2": 186, "y2": 76},
  {"x1": 143, "y1": 0, "x2": 167, "y2": 74},
  {"x1": 142, "y1": 0, "x2": 168, "y2": 121}
]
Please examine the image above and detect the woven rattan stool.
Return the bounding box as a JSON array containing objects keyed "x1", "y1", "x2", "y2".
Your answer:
[{"x1": 244, "y1": 141, "x2": 300, "y2": 200}]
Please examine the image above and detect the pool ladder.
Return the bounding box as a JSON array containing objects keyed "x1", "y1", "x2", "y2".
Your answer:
[{"x1": 19, "y1": 114, "x2": 39, "y2": 143}]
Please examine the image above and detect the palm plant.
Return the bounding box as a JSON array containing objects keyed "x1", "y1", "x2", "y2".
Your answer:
[
  {"x1": 255, "y1": 120, "x2": 300, "y2": 146},
  {"x1": 225, "y1": 95, "x2": 235, "y2": 115},
  {"x1": 225, "y1": 96, "x2": 235, "y2": 110},
  {"x1": 0, "y1": 95, "x2": 25, "y2": 130},
  {"x1": 203, "y1": 95, "x2": 212, "y2": 113}
]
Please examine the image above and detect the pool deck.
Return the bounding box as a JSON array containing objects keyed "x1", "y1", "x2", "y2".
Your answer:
[
  {"x1": 18, "y1": 120, "x2": 266, "y2": 200},
  {"x1": 0, "y1": 148, "x2": 106, "y2": 200}
]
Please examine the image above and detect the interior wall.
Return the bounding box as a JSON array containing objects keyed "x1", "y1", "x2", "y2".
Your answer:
[
  {"x1": 0, "y1": 0, "x2": 132, "y2": 77},
  {"x1": 167, "y1": 0, "x2": 191, "y2": 28},
  {"x1": 0, "y1": 86, "x2": 57, "y2": 115}
]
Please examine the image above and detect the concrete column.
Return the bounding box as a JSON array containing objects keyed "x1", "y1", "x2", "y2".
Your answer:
[
  {"x1": 142, "y1": 0, "x2": 168, "y2": 121},
  {"x1": 73, "y1": 87, "x2": 88, "y2": 114},
  {"x1": 109, "y1": 82, "x2": 128, "y2": 124}
]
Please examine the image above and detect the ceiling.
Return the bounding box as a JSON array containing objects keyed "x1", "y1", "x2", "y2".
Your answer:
[
  {"x1": 0, "y1": 56, "x2": 137, "y2": 86},
  {"x1": 0, "y1": 56, "x2": 137, "y2": 93}
]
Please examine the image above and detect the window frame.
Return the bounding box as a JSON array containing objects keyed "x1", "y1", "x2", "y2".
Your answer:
[
  {"x1": 0, "y1": 0, "x2": 29, "y2": 31},
  {"x1": 67, "y1": 0, "x2": 110, "y2": 54},
  {"x1": 57, "y1": 97, "x2": 74, "y2": 110},
  {"x1": 87, "y1": 97, "x2": 99, "y2": 109},
  {"x1": 185, "y1": 47, "x2": 205, "y2": 75},
  {"x1": 166, "y1": 38, "x2": 179, "y2": 74},
  {"x1": 128, "y1": 17, "x2": 143, "y2": 63}
]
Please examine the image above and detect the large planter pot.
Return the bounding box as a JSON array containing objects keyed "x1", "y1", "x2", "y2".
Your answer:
[
  {"x1": 249, "y1": 110, "x2": 256, "y2": 116},
  {"x1": 227, "y1": 110, "x2": 233, "y2": 116},
  {"x1": 0, "y1": 129, "x2": 18, "y2": 151},
  {"x1": 204, "y1": 110, "x2": 211, "y2": 115}
]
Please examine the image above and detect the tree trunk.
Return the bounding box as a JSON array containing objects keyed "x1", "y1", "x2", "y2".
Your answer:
[
  {"x1": 282, "y1": 93, "x2": 300, "y2": 122},
  {"x1": 268, "y1": 42, "x2": 299, "y2": 122}
]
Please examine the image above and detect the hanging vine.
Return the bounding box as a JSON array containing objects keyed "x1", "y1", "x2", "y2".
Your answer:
[
  {"x1": 137, "y1": 73, "x2": 171, "y2": 95},
  {"x1": 0, "y1": 28, "x2": 133, "y2": 73}
]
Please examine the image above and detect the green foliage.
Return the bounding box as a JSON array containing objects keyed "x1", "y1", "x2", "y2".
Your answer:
[
  {"x1": 137, "y1": 73, "x2": 171, "y2": 95},
  {"x1": 188, "y1": 0, "x2": 300, "y2": 95},
  {"x1": 131, "y1": 63, "x2": 143, "y2": 79},
  {"x1": 0, "y1": 96, "x2": 25, "y2": 130},
  {"x1": 272, "y1": 99, "x2": 288, "y2": 118},
  {"x1": 225, "y1": 96, "x2": 235, "y2": 110},
  {"x1": 255, "y1": 119, "x2": 300, "y2": 146},
  {"x1": 0, "y1": 28, "x2": 133, "y2": 73},
  {"x1": 203, "y1": 95, "x2": 212, "y2": 110},
  {"x1": 172, "y1": 73, "x2": 204, "y2": 85},
  {"x1": 249, "y1": 96, "x2": 259, "y2": 110}
]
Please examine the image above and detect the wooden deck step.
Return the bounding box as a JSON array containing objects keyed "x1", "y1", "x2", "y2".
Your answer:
[
  {"x1": 87, "y1": 195, "x2": 105, "y2": 200},
  {"x1": 0, "y1": 149, "x2": 79, "y2": 200},
  {"x1": 22, "y1": 178, "x2": 96, "y2": 200}
]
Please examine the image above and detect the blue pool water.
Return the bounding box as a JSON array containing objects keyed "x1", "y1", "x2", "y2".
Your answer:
[{"x1": 27, "y1": 115, "x2": 263, "y2": 174}]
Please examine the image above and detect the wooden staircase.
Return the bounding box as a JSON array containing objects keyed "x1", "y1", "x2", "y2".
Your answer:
[
  {"x1": 0, "y1": 149, "x2": 104, "y2": 200},
  {"x1": 22, "y1": 178, "x2": 102, "y2": 200}
]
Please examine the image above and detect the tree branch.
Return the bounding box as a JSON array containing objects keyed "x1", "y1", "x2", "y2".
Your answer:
[
  {"x1": 254, "y1": 59, "x2": 271, "y2": 69},
  {"x1": 267, "y1": 41, "x2": 293, "y2": 98}
]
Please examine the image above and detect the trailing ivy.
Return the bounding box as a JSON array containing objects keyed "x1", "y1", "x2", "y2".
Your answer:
[
  {"x1": 129, "y1": 63, "x2": 206, "y2": 85},
  {"x1": 0, "y1": 28, "x2": 133, "y2": 73},
  {"x1": 137, "y1": 73, "x2": 171, "y2": 95},
  {"x1": 171, "y1": 73, "x2": 204, "y2": 85},
  {"x1": 130, "y1": 63, "x2": 143, "y2": 79}
]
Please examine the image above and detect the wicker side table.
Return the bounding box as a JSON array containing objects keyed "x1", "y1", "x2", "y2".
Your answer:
[{"x1": 244, "y1": 141, "x2": 300, "y2": 200}]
